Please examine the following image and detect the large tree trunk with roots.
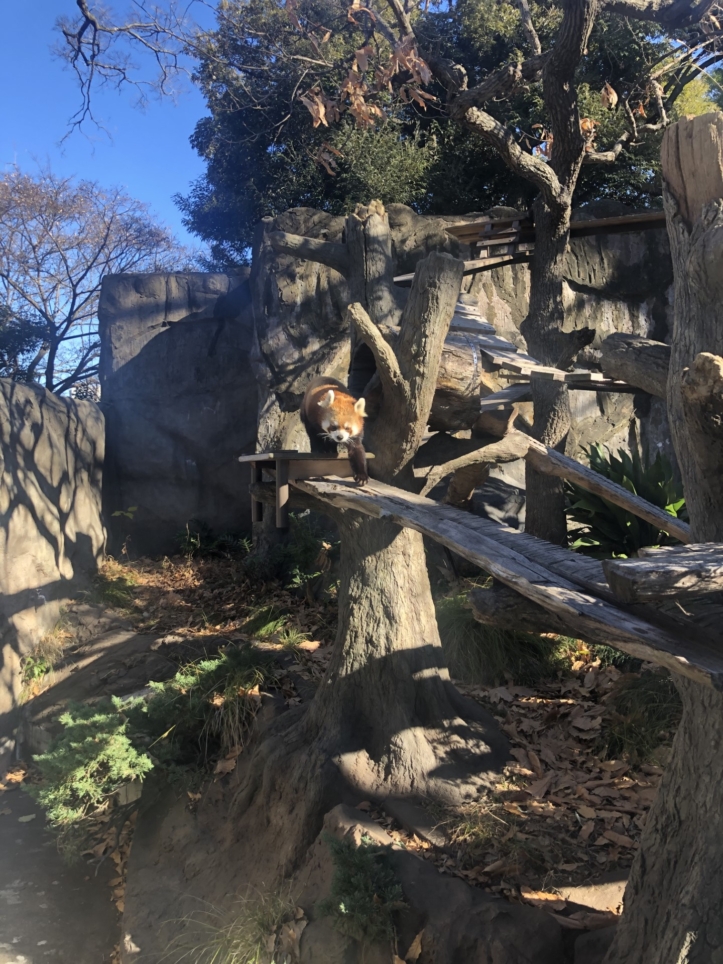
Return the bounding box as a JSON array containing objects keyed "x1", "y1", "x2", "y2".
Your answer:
[
  {"x1": 236, "y1": 203, "x2": 509, "y2": 869},
  {"x1": 604, "y1": 114, "x2": 723, "y2": 964}
]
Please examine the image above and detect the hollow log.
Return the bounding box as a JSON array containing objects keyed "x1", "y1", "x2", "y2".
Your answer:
[{"x1": 599, "y1": 332, "x2": 670, "y2": 399}]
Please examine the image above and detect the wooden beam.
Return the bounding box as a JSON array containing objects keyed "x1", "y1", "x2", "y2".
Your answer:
[
  {"x1": 603, "y1": 545, "x2": 723, "y2": 603},
  {"x1": 292, "y1": 477, "x2": 723, "y2": 687},
  {"x1": 519, "y1": 434, "x2": 692, "y2": 545}
]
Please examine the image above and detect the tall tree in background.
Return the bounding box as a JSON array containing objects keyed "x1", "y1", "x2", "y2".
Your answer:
[
  {"x1": 58, "y1": 0, "x2": 723, "y2": 539},
  {"x1": 0, "y1": 167, "x2": 188, "y2": 396}
]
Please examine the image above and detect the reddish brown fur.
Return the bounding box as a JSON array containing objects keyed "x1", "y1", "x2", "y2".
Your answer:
[{"x1": 300, "y1": 376, "x2": 369, "y2": 484}]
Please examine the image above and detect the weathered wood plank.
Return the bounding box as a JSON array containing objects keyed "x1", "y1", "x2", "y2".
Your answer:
[
  {"x1": 479, "y1": 384, "x2": 533, "y2": 410},
  {"x1": 292, "y1": 477, "x2": 723, "y2": 688},
  {"x1": 603, "y1": 547, "x2": 723, "y2": 602},
  {"x1": 519, "y1": 434, "x2": 692, "y2": 545}
]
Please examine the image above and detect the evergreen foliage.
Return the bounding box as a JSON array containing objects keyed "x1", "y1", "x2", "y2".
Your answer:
[
  {"x1": 29, "y1": 701, "x2": 153, "y2": 826},
  {"x1": 178, "y1": 0, "x2": 720, "y2": 265},
  {"x1": 318, "y1": 834, "x2": 404, "y2": 943}
]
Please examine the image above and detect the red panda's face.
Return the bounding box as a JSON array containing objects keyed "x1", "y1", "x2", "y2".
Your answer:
[{"x1": 318, "y1": 390, "x2": 365, "y2": 443}]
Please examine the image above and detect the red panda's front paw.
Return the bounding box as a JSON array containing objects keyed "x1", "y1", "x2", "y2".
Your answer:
[{"x1": 354, "y1": 472, "x2": 369, "y2": 486}]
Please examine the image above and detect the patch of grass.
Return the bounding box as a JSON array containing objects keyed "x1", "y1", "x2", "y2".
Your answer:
[
  {"x1": 20, "y1": 624, "x2": 69, "y2": 698},
  {"x1": 601, "y1": 670, "x2": 682, "y2": 764},
  {"x1": 435, "y1": 590, "x2": 580, "y2": 686},
  {"x1": 126, "y1": 644, "x2": 279, "y2": 768},
  {"x1": 163, "y1": 890, "x2": 296, "y2": 964},
  {"x1": 93, "y1": 561, "x2": 138, "y2": 610},
  {"x1": 28, "y1": 700, "x2": 153, "y2": 830},
  {"x1": 177, "y1": 520, "x2": 252, "y2": 559},
  {"x1": 276, "y1": 627, "x2": 311, "y2": 649},
  {"x1": 240, "y1": 606, "x2": 290, "y2": 640},
  {"x1": 318, "y1": 834, "x2": 404, "y2": 945}
]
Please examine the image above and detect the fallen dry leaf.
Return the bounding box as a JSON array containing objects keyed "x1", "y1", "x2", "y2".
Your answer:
[
  {"x1": 577, "y1": 805, "x2": 597, "y2": 820},
  {"x1": 214, "y1": 756, "x2": 237, "y2": 776},
  {"x1": 526, "y1": 773, "x2": 554, "y2": 799},
  {"x1": 18, "y1": 814, "x2": 36, "y2": 823},
  {"x1": 603, "y1": 830, "x2": 635, "y2": 848},
  {"x1": 0, "y1": 807, "x2": 11, "y2": 816},
  {"x1": 520, "y1": 885, "x2": 566, "y2": 911},
  {"x1": 405, "y1": 929, "x2": 424, "y2": 961}
]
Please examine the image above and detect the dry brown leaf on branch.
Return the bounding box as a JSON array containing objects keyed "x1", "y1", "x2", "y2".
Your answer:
[
  {"x1": 314, "y1": 144, "x2": 343, "y2": 176},
  {"x1": 601, "y1": 82, "x2": 619, "y2": 110},
  {"x1": 347, "y1": 0, "x2": 376, "y2": 24},
  {"x1": 299, "y1": 90, "x2": 328, "y2": 128},
  {"x1": 214, "y1": 755, "x2": 238, "y2": 776},
  {"x1": 354, "y1": 45, "x2": 373, "y2": 72},
  {"x1": 285, "y1": 0, "x2": 302, "y2": 30}
]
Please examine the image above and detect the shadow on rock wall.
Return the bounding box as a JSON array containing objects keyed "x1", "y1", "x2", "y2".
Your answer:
[
  {"x1": 0, "y1": 380, "x2": 105, "y2": 757},
  {"x1": 99, "y1": 272, "x2": 258, "y2": 557}
]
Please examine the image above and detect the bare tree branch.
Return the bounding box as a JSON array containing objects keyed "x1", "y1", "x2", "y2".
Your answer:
[
  {"x1": 514, "y1": 0, "x2": 543, "y2": 55},
  {"x1": 602, "y1": 0, "x2": 717, "y2": 26},
  {"x1": 346, "y1": 302, "x2": 406, "y2": 401}
]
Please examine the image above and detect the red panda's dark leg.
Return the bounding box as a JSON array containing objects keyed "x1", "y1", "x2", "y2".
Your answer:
[{"x1": 346, "y1": 438, "x2": 369, "y2": 485}]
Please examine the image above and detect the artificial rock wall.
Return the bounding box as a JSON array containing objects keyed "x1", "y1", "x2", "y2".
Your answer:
[
  {"x1": 98, "y1": 272, "x2": 258, "y2": 556},
  {"x1": 252, "y1": 201, "x2": 675, "y2": 468},
  {"x1": 98, "y1": 202, "x2": 675, "y2": 556},
  {"x1": 0, "y1": 380, "x2": 105, "y2": 754}
]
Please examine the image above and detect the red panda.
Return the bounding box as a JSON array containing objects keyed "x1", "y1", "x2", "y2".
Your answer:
[{"x1": 300, "y1": 376, "x2": 369, "y2": 485}]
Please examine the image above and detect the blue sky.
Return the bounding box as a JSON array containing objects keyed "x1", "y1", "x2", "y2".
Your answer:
[{"x1": 0, "y1": 1, "x2": 213, "y2": 249}]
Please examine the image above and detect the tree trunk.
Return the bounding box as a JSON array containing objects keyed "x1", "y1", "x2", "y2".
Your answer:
[
  {"x1": 235, "y1": 203, "x2": 509, "y2": 872},
  {"x1": 604, "y1": 113, "x2": 723, "y2": 964},
  {"x1": 521, "y1": 199, "x2": 574, "y2": 546},
  {"x1": 304, "y1": 514, "x2": 508, "y2": 799}
]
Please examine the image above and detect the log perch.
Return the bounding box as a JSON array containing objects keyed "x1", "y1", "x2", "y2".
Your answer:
[{"x1": 599, "y1": 332, "x2": 670, "y2": 399}]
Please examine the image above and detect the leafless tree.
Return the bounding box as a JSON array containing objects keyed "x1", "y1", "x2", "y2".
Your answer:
[{"x1": 0, "y1": 167, "x2": 188, "y2": 395}]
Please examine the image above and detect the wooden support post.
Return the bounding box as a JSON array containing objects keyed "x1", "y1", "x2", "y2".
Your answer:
[
  {"x1": 251, "y1": 462, "x2": 264, "y2": 525},
  {"x1": 275, "y1": 457, "x2": 290, "y2": 529}
]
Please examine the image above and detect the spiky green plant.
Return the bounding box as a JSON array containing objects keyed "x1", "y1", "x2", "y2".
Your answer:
[{"x1": 566, "y1": 444, "x2": 686, "y2": 558}]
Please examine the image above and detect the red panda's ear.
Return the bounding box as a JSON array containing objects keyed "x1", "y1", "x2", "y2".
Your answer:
[
  {"x1": 318, "y1": 390, "x2": 335, "y2": 408},
  {"x1": 354, "y1": 398, "x2": 367, "y2": 417}
]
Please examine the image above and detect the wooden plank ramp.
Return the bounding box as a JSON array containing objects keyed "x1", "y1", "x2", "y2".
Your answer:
[{"x1": 291, "y1": 476, "x2": 723, "y2": 689}]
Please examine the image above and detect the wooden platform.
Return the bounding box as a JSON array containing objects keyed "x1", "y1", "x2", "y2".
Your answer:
[
  {"x1": 238, "y1": 451, "x2": 375, "y2": 528},
  {"x1": 283, "y1": 476, "x2": 723, "y2": 689},
  {"x1": 394, "y1": 210, "x2": 668, "y2": 282}
]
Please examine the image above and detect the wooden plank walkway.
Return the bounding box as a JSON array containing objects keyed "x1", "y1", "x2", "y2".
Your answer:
[{"x1": 290, "y1": 476, "x2": 723, "y2": 688}]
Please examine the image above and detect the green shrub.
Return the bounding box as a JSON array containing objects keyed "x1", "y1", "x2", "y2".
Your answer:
[
  {"x1": 319, "y1": 835, "x2": 404, "y2": 944},
  {"x1": 566, "y1": 444, "x2": 686, "y2": 558},
  {"x1": 29, "y1": 700, "x2": 153, "y2": 827},
  {"x1": 177, "y1": 520, "x2": 252, "y2": 558},
  {"x1": 31, "y1": 645, "x2": 278, "y2": 857}
]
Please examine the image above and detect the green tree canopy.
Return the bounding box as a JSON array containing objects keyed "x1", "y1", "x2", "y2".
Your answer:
[{"x1": 175, "y1": 0, "x2": 720, "y2": 266}]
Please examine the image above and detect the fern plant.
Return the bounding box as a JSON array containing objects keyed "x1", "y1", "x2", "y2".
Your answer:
[{"x1": 566, "y1": 444, "x2": 686, "y2": 558}]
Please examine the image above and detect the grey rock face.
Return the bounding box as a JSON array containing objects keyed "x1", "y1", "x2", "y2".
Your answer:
[
  {"x1": 98, "y1": 271, "x2": 258, "y2": 556},
  {"x1": 0, "y1": 379, "x2": 105, "y2": 754}
]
